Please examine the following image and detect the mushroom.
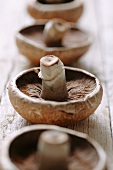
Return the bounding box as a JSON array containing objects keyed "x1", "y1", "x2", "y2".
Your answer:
[
  {"x1": 16, "y1": 19, "x2": 93, "y2": 65},
  {"x1": 8, "y1": 55, "x2": 103, "y2": 126},
  {"x1": 0, "y1": 125, "x2": 107, "y2": 170},
  {"x1": 27, "y1": 0, "x2": 83, "y2": 22}
]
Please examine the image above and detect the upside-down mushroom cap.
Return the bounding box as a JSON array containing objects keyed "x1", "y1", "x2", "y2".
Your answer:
[
  {"x1": 16, "y1": 20, "x2": 93, "y2": 65},
  {"x1": 8, "y1": 66, "x2": 103, "y2": 126},
  {"x1": 0, "y1": 125, "x2": 107, "y2": 170}
]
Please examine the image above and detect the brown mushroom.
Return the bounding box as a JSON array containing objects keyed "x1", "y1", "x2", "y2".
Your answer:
[
  {"x1": 16, "y1": 19, "x2": 93, "y2": 65},
  {"x1": 27, "y1": 0, "x2": 83, "y2": 22},
  {"x1": 8, "y1": 55, "x2": 103, "y2": 126},
  {"x1": 0, "y1": 125, "x2": 107, "y2": 170}
]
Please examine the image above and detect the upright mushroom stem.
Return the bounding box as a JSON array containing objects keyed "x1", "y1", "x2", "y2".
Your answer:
[
  {"x1": 43, "y1": 19, "x2": 70, "y2": 47},
  {"x1": 38, "y1": 55, "x2": 68, "y2": 101},
  {"x1": 37, "y1": 130, "x2": 70, "y2": 170}
]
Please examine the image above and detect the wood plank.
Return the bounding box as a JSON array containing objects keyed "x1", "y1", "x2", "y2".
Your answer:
[
  {"x1": 0, "y1": 0, "x2": 33, "y2": 138},
  {"x1": 94, "y1": 0, "x2": 113, "y2": 134},
  {"x1": 0, "y1": 0, "x2": 113, "y2": 169},
  {"x1": 93, "y1": 0, "x2": 113, "y2": 168},
  {"x1": 70, "y1": 0, "x2": 113, "y2": 169}
]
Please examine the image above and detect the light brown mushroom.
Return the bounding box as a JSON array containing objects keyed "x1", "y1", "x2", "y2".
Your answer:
[
  {"x1": 16, "y1": 19, "x2": 93, "y2": 65},
  {"x1": 0, "y1": 125, "x2": 107, "y2": 170},
  {"x1": 8, "y1": 55, "x2": 103, "y2": 126},
  {"x1": 27, "y1": 0, "x2": 83, "y2": 22}
]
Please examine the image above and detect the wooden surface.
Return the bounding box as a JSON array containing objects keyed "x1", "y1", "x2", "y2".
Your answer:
[{"x1": 0, "y1": 0, "x2": 113, "y2": 169}]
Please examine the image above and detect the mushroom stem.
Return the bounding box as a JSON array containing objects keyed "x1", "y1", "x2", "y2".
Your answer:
[
  {"x1": 43, "y1": 19, "x2": 70, "y2": 47},
  {"x1": 37, "y1": 130, "x2": 70, "y2": 170},
  {"x1": 38, "y1": 55, "x2": 68, "y2": 101}
]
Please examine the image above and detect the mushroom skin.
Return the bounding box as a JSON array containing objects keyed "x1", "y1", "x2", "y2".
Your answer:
[
  {"x1": 16, "y1": 19, "x2": 93, "y2": 65},
  {"x1": 27, "y1": 0, "x2": 83, "y2": 22},
  {"x1": 39, "y1": 55, "x2": 68, "y2": 101},
  {"x1": 8, "y1": 66, "x2": 103, "y2": 126},
  {"x1": 43, "y1": 19, "x2": 70, "y2": 47}
]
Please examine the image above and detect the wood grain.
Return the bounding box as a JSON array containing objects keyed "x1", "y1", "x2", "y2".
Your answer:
[{"x1": 0, "y1": 0, "x2": 113, "y2": 169}]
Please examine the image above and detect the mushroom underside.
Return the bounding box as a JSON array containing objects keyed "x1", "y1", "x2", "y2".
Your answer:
[
  {"x1": 10, "y1": 129, "x2": 99, "y2": 170},
  {"x1": 17, "y1": 69, "x2": 96, "y2": 102},
  {"x1": 20, "y1": 25, "x2": 89, "y2": 48}
]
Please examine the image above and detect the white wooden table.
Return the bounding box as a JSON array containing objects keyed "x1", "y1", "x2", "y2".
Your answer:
[{"x1": 0, "y1": 0, "x2": 113, "y2": 169}]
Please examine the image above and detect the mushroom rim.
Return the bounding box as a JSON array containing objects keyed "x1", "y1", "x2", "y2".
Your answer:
[
  {"x1": 16, "y1": 24, "x2": 93, "y2": 51},
  {"x1": 9, "y1": 66, "x2": 102, "y2": 106},
  {"x1": 29, "y1": 0, "x2": 83, "y2": 12},
  {"x1": 0, "y1": 125, "x2": 106, "y2": 170}
]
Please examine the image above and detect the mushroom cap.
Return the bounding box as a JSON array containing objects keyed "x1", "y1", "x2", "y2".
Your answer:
[
  {"x1": 27, "y1": 0, "x2": 83, "y2": 22},
  {"x1": 16, "y1": 21, "x2": 93, "y2": 65},
  {"x1": 8, "y1": 66, "x2": 103, "y2": 126},
  {"x1": 0, "y1": 125, "x2": 107, "y2": 170}
]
